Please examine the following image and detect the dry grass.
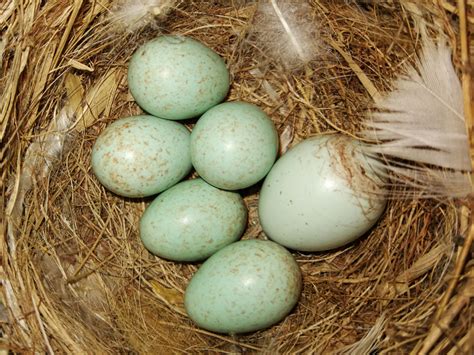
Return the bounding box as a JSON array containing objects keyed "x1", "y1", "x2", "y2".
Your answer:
[{"x1": 1, "y1": 0, "x2": 473, "y2": 353}]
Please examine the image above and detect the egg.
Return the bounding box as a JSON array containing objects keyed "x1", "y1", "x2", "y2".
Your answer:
[
  {"x1": 128, "y1": 35, "x2": 230, "y2": 120},
  {"x1": 190, "y1": 101, "x2": 279, "y2": 190},
  {"x1": 184, "y1": 239, "x2": 302, "y2": 334},
  {"x1": 258, "y1": 134, "x2": 386, "y2": 252},
  {"x1": 91, "y1": 115, "x2": 192, "y2": 197},
  {"x1": 140, "y1": 178, "x2": 247, "y2": 262}
]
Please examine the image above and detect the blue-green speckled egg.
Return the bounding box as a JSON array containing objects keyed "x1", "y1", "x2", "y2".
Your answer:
[
  {"x1": 128, "y1": 35, "x2": 230, "y2": 120},
  {"x1": 91, "y1": 115, "x2": 192, "y2": 197},
  {"x1": 191, "y1": 101, "x2": 279, "y2": 190},
  {"x1": 140, "y1": 178, "x2": 247, "y2": 262},
  {"x1": 184, "y1": 239, "x2": 302, "y2": 334},
  {"x1": 258, "y1": 134, "x2": 387, "y2": 251}
]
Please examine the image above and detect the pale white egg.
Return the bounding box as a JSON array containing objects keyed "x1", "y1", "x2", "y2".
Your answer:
[{"x1": 258, "y1": 134, "x2": 386, "y2": 252}]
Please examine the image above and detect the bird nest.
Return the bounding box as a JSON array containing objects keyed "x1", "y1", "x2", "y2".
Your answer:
[{"x1": 2, "y1": 0, "x2": 473, "y2": 353}]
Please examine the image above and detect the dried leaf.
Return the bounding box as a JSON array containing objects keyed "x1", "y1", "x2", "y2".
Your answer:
[
  {"x1": 68, "y1": 59, "x2": 94, "y2": 72},
  {"x1": 338, "y1": 315, "x2": 386, "y2": 355},
  {"x1": 64, "y1": 72, "x2": 84, "y2": 114},
  {"x1": 75, "y1": 69, "x2": 120, "y2": 131},
  {"x1": 150, "y1": 280, "x2": 183, "y2": 306},
  {"x1": 279, "y1": 124, "x2": 294, "y2": 154},
  {"x1": 378, "y1": 243, "x2": 450, "y2": 299}
]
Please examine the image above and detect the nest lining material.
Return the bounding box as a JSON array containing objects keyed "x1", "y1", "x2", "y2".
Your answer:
[{"x1": 1, "y1": 0, "x2": 473, "y2": 353}]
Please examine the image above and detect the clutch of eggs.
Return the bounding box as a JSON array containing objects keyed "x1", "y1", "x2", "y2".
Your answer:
[{"x1": 89, "y1": 33, "x2": 390, "y2": 336}]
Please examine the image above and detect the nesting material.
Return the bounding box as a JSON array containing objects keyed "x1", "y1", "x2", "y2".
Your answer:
[{"x1": 2, "y1": 0, "x2": 473, "y2": 353}]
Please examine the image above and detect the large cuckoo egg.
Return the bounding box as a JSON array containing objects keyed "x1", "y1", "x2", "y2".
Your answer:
[{"x1": 258, "y1": 134, "x2": 386, "y2": 251}]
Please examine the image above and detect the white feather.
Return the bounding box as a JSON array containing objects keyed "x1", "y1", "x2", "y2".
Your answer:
[
  {"x1": 251, "y1": 0, "x2": 323, "y2": 70},
  {"x1": 363, "y1": 37, "x2": 472, "y2": 198},
  {"x1": 108, "y1": 0, "x2": 177, "y2": 33}
]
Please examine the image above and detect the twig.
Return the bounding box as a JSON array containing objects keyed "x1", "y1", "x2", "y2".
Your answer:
[
  {"x1": 433, "y1": 0, "x2": 474, "y2": 323},
  {"x1": 419, "y1": 266, "x2": 474, "y2": 354},
  {"x1": 446, "y1": 327, "x2": 474, "y2": 354},
  {"x1": 429, "y1": 0, "x2": 474, "y2": 331},
  {"x1": 458, "y1": 0, "x2": 474, "y2": 166},
  {"x1": 328, "y1": 39, "x2": 382, "y2": 103},
  {"x1": 435, "y1": 206, "x2": 472, "y2": 321},
  {"x1": 438, "y1": 0, "x2": 474, "y2": 24}
]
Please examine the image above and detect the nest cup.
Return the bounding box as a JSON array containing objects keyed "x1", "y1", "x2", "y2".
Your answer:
[{"x1": 2, "y1": 1, "x2": 473, "y2": 353}]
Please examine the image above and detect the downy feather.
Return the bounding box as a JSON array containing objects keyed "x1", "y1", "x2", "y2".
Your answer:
[
  {"x1": 363, "y1": 37, "x2": 472, "y2": 198},
  {"x1": 108, "y1": 0, "x2": 178, "y2": 33},
  {"x1": 251, "y1": 0, "x2": 323, "y2": 70}
]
